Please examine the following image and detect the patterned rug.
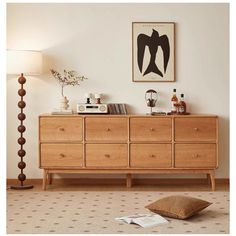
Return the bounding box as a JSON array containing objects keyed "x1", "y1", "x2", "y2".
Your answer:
[{"x1": 7, "y1": 191, "x2": 229, "y2": 234}]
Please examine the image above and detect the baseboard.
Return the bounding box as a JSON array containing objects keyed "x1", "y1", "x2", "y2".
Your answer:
[{"x1": 7, "y1": 178, "x2": 229, "y2": 186}]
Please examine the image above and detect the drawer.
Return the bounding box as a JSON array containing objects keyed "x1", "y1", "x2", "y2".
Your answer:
[
  {"x1": 175, "y1": 117, "x2": 217, "y2": 141},
  {"x1": 175, "y1": 144, "x2": 217, "y2": 168},
  {"x1": 85, "y1": 117, "x2": 128, "y2": 141},
  {"x1": 40, "y1": 144, "x2": 83, "y2": 167},
  {"x1": 86, "y1": 144, "x2": 127, "y2": 167},
  {"x1": 130, "y1": 144, "x2": 172, "y2": 168},
  {"x1": 130, "y1": 118, "x2": 172, "y2": 141},
  {"x1": 40, "y1": 117, "x2": 82, "y2": 142}
]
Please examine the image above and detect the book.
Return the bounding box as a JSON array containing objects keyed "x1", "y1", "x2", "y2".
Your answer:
[
  {"x1": 115, "y1": 213, "x2": 168, "y2": 228},
  {"x1": 119, "y1": 103, "x2": 127, "y2": 114},
  {"x1": 107, "y1": 104, "x2": 115, "y2": 114},
  {"x1": 51, "y1": 109, "x2": 73, "y2": 115},
  {"x1": 107, "y1": 103, "x2": 127, "y2": 114},
  {"x1": 114, "y1": 104, "x2": 120, "y2": 114}
]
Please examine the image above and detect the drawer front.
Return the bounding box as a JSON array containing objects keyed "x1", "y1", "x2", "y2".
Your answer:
[
  {"x1": 86, "y1": 144, "x2": 127, "y2": 167},
  {"x1": 85, "y1": 117, "x2": 128, "y2": 141},
  {"x1": 130, "y1": 118, "x2": 172, "y2": 141},
  {"x1": 175, "y1": 144, "x2": 217, "y2": 168},
  {"x1": 130, "y1": 144, "x2": 172, "y2": 168},
  {"x1": 175, "y1": 117, "x2": 217, "y2": 141},
  {"x1": 41, "y1": 144, "x2": 83, "y2": 167},
  {"x1": 40, "y1": 117, "x2": 83, "y2": 141}
]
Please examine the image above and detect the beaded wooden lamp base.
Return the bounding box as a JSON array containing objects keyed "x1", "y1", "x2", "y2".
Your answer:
[
  {"x1": 10, "y1": 185, "x2": 33, "y2": 190},
  {"x1": 11, "y1": 73, "x2": 33, "y2": 190}
]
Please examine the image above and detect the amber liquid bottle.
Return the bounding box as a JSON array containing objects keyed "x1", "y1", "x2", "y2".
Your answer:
[
  {"x1": 179, "y1": 94, "x2": 187, "y2": 114},
  {"x1": 171, "y1": 89, "x2": 178, "y2": 113}
]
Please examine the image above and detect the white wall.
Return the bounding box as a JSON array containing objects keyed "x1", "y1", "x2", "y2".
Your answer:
[{"x1": 7, "y1": 3, "x2": 229, "y2": 179}]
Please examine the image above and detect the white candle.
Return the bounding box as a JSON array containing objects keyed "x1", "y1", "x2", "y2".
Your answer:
[
  {"x1": 94, "y1": 93, "x2": 101, "y2": 99},
  {"x1": 85, "y1": 93, "x2": 91, "y2": 98}
]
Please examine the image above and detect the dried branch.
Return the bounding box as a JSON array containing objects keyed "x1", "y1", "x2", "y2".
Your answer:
[{"x1": 50, "y1": 69, "x2": 88, "y2": 96}]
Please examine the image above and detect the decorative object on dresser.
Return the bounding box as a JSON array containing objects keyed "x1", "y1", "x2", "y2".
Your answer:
[
  {"x1": 77, "y1": 93, "x2": 108, "y2": 114},
  {"x1": 39, "y1": 114, "x2": 218, "y2": 190},
  {"x1": 145, "y1": 89, "x2": 158, "y2": 115},
  {"x1": 77, "y1": 103, "x2": 108, "y2": 114},
  {"x1": 7, "y1": 49, "x2": 42, "y2": 190},
  {"x1": 170, "y1": 88, "x2": 178, "y2": 113},
  {"x1": 132, "y1": 22, "x2": 175, "y2": 82},
  {"x1": 50, "y1": 69, "x2": 88, "y2": 114},
  {"x1": 84, "y1": 93, "x2": 92, "y2": 104},
  {"x1": 94, "y1": 93, "x2": 102, "y2": 104}
]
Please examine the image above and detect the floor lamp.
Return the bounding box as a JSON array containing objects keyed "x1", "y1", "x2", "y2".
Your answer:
[{"x1": 7, "y1": 50, "x2": 42, "y2": 190}]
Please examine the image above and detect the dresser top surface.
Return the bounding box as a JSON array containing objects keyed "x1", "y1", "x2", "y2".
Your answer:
[{"x1": 39, "y1": 113, "x2": 218, "y2": 118}]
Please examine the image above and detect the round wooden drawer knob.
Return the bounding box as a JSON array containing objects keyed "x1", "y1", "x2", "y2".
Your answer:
[
  {"x1": 104, "y1": 154, "x2": 110, "y2": 158},
  {"x1": 59, "y1": 128, "x2": 65, "y2": 131},
  {"x1": 192, "y1": 154, "x2": 199, "y2": 158}
]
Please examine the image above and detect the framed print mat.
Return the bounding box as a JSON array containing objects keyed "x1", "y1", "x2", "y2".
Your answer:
[{"x1": 132, "y1": 22, "x2": 175, "y2": 82}]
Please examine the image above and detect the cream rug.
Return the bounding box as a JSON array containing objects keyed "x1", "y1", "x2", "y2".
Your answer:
[{"x1": 7, "y1": 191, "x2": 229, "y2": 234}]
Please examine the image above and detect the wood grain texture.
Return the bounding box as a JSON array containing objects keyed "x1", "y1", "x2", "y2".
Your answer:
[
  {"x1": 174, "y1": 117, "x2": 217, "y2": 141},
  {"x1": 41, "y1": 143, "x2": 83, "y2": 167},
  {"x1": 130, "y1": 117, "x2": 172, "y2": 141},
  {"x1": 39, "y1": 114, "x2": 218, "y2": 190},
  {"x1": 40, "y1": 117, "x2": 83, "y2": 141},
  {"x1": 85, "y1": 117, "x2": 127, "y2": 141},
  {"x1": 85, "y1": 144, "x2": 128, "y2": 167},
  {"x1": 175, "y1": 144, "x2": 217, "y2": 168},
  {"x1": 130, "y1": 144, "x2": 172, "y2": 168}
]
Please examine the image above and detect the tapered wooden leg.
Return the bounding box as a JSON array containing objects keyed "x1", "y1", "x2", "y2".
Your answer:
[
  {"x1": 206, "y1": 173, "x2": 211, "y2": 185},
  {"x1": 126, "y1": 174, "x2": 132, "y2": 188},
  {"x1": 48, "y1": 173, "x2": 53, "y2": 185},
  {"x1": 209, "y1": 171, "x2": 215, "y2": 191},
  {"x1": 42, "y1": 169, "x2": 48, "y2": 190}
]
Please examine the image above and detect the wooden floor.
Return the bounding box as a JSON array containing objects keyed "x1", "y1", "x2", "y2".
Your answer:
[{"x1": 7, "y1": 178, "x2": 229, "y2": 192}]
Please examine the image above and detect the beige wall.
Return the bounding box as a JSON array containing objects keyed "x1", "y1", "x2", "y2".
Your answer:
[{"x1": 7, "y1": 3, "x2": 229, "y2": 179}]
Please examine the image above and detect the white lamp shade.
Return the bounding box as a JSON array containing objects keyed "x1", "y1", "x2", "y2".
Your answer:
[{"x1": 7, "y1": 50, "x2": 42, "y2": 75}]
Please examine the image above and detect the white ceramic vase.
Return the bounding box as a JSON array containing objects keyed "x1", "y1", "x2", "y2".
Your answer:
[{"x1": 59, "y1": 96, "x2": 69, "y2": 110}]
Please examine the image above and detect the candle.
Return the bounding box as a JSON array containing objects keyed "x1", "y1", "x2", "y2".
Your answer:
[
  {"x1": 94, "y1": 93, "x2": 101, "y2": 99},
  {"x1": 85, "y1": 93, "x2": 91, "y2": 98}
]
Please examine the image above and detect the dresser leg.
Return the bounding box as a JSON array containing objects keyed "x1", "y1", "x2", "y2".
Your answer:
[
  {"x1": 48, "y1": 173, "x2": 53, "y2": 185},
  {"x1": 209, "y1": 171, "x2": 215, "y2": 191},
  {"x1": 206, "y1": 173, "x2": 211, "y2": 185},
  {"x1": 42, "y1": 170, "x2": 48, "y2": 190},
  {"x1": 126, "y1": 174, "x2": 132, "y2": 188}
]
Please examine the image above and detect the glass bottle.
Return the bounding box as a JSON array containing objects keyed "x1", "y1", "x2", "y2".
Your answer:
[
  {"x1": 171, "y1": 89, "x2": 178, "y2": 113},
  {"x1": 179, "y1": 94, "x2": 187, "y2": 114}
]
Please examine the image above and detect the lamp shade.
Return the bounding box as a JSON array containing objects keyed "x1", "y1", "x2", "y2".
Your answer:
[{"x1": 7, "y1": 50, "x2": 42, "y2": 75}]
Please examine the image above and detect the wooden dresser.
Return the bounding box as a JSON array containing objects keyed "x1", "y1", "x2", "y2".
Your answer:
[{"x1": 39, "y1": 114, "x2": 218, "y2": 190}]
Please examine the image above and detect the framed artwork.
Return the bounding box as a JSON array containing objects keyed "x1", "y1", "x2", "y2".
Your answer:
[{"x1": 132, "y1": 22, "x2": 175, "y2": 82}]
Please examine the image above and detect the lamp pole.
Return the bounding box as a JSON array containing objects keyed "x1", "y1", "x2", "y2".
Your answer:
[{"x1": 11, "y1": 73, "x2": 33, "y2": 190}]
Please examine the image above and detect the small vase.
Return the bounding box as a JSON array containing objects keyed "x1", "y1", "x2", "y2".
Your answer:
[{"x1": 60, "y1": 96, "x2": 69, "y2": 110}]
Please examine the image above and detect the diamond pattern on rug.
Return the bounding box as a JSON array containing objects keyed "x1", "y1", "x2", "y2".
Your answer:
[{"x1": 7, "y1": 191, "x2": 229, "y2": 234}]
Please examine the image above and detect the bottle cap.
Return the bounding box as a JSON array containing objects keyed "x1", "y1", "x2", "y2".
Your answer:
[
  {"x1": 181, "y1": 93, "x2": 184, "y2": 98},
  {"x1": 173, "y1": 89, "x2": 176, "y2": 92}
]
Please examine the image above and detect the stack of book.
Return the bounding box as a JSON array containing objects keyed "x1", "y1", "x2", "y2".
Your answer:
[{"x1": 107, "y1": 104, "x2": 127, "y2": 114}]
